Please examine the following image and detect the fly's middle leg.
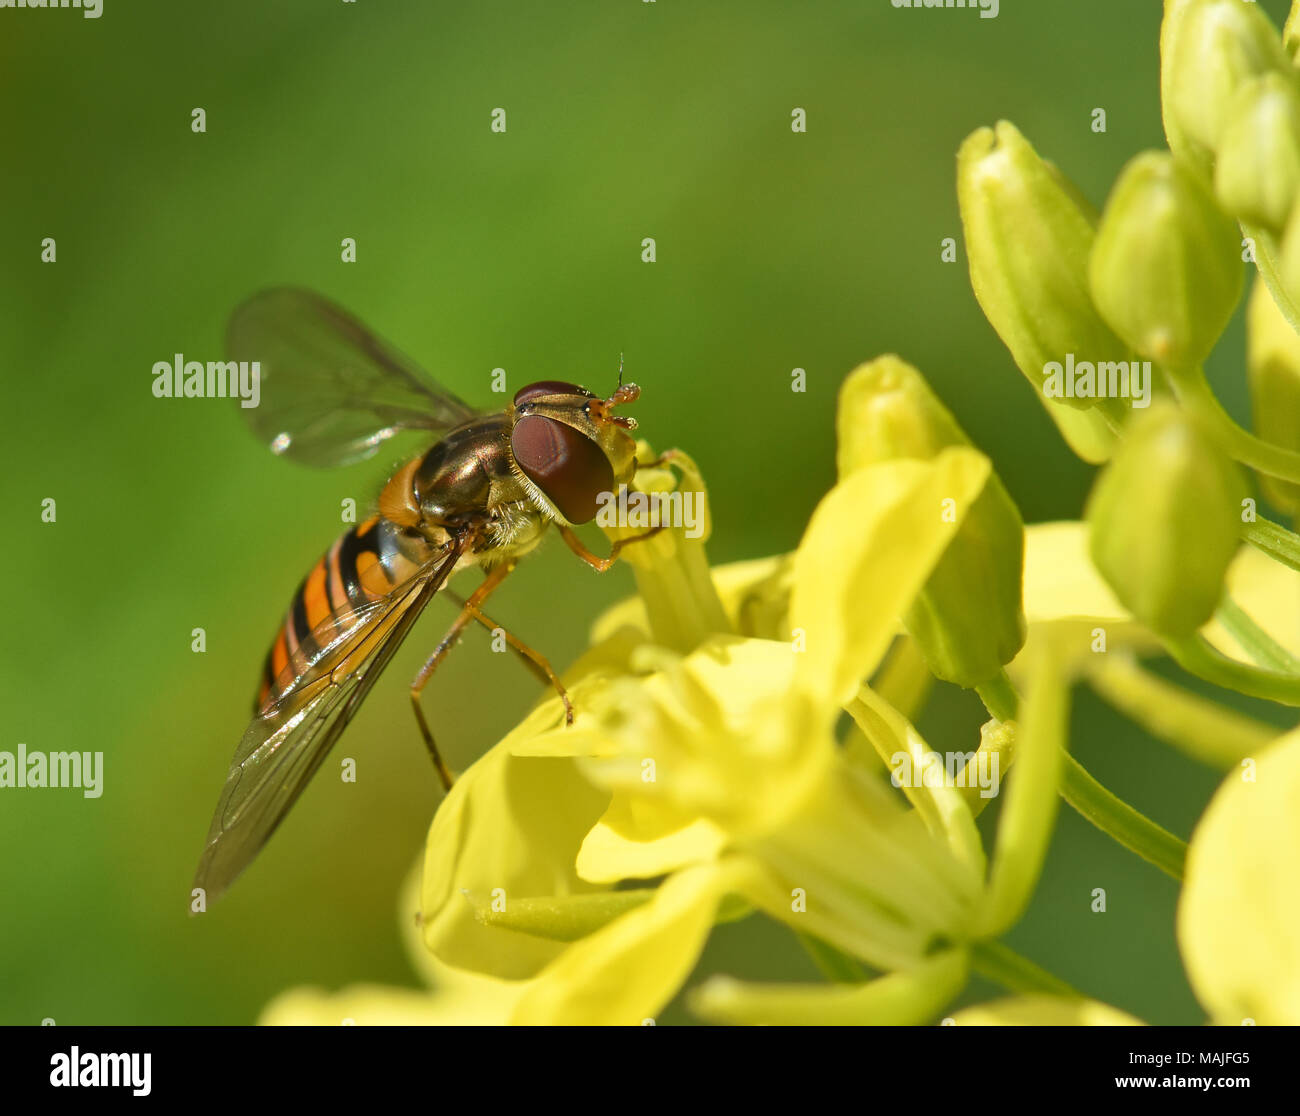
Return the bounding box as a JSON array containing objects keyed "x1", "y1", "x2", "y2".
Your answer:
[
  {"x1": 444, "y1": 591, "x2": 574, "y2": 725},
  {"x1": 410, "y1": 562, "x2": 513, "y2": 791},
  {"x1": 439, "y1": 582, "x2": 572, "y2": 723}
]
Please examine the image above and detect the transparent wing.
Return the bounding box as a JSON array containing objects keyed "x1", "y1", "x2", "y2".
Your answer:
[
  {"x1": 228, "y1": 287, "x2": 480, "y2": 467},
  {"x1": 193, "y1": 538, "x2": 468, "y2": 901}
]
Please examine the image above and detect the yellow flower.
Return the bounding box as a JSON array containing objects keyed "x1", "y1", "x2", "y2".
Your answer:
[
  {"x1": 1178, "y1": 725, "x2": 1300, "y2": 1024},
  {"x1": 261, "y1": 352, "x2": 1300, "y2": 1026},
  {"x1": 411, "y1": 377, "x2": 1076, "y2": 1025}
]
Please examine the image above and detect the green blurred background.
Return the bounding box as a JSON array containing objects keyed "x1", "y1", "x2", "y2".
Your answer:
[{"x1": 2, "y1": 0, "x2": 1291, "y2": 1025}]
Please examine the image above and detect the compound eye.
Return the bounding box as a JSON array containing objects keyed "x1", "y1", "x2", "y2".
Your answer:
[
  {"x1": 510, "y1": 414, "x2": 613, "y2": 524},
  {"x1": 513, "y1": 380, "x2": 594, "y2": 406}
]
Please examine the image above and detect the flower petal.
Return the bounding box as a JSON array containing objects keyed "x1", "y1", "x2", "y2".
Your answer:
[
  {"x1": 847, "y1": 685, "x2": 985, "y2": 876},
  {"x1": 1178, "y1": 726, "x2": 1300, "y2": 1024},
  {"x1": 790, "y1": 448, "x2": 992, "y2": 708},
  {"x1": 1206, "y1": 542, "x2": 1300, "y2": 660},
  {"x1": 509, "y1": 858, "x2": 756, "y2": 1025},
  {"x1": 575, "y1": 635, "x2": 829, "y2": 840},
  {"x1": 420, "y1": 742, "x2": 610, "y2": 979},
  {"x1": 1023, "y1": 522, "x2": 1136, "y2": 626},
  {"x1": 576, "y1": 817, "x2": 730, "y2": 883}
]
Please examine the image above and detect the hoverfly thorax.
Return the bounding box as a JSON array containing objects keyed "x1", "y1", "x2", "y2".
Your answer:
[{"x1": 508, "y1": 380, "x2": 640, "y2": 524}]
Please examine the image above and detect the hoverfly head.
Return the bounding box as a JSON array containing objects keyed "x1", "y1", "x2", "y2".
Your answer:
[{"x1": 508, "y1": 378, "x2": 640, "y2": 524}]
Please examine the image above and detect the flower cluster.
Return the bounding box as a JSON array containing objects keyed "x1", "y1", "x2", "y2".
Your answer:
[{"x1": 262, "y1": 0, "x2": 1300, "y2": 1025}]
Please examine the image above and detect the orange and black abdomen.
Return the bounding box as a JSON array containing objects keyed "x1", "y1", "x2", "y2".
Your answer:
[{"x1": 254, "y1": 515, "x2": 428, "y2": 712}]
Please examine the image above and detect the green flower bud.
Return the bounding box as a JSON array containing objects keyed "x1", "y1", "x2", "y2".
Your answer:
[
  {"x1": 957, "y1": 122, "x2": 1127, "y2": 463},
  {"x1": 1246, "y1": 276, "x2": 1300, "y2": 512},
  {"x1": 1090, "y1": 151, "x2": 1243, "y2": 373},
  {"x1": 1285, "y1": 0, "x2": 1300, "y2": 64},
  {"x1": 1214, "y1": 73, "x2": 1300, "y2": 232},
  {"x1": 1161, "y1": 0, "x2": 1289, "y2": 172},
  {"x1": 1086, "y1": 401, "x2": 1245, "y2": 637},
  {"x1": 838, "y1": 356, "x2": 1026, "y2": 687},
  {"x1": 837, "y1": 355, "x2": 970, "y2": 470}
]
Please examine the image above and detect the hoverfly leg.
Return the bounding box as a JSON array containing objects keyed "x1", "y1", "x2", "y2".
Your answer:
[
  {"x1": 409, "y1": 562, "x2": 514, "y2": 791},
  {"x1": 558, "y1": 522, "x2": 669, "y2": 573},
  {"x1": 470, "y1": 609, "x2": 574, "y2": 725},
  {"x1": 440, "y1": 587, "x2": 575, "y2": 725}
]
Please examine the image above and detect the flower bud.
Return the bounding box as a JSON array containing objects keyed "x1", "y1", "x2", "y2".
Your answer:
[
  {"x1": 1085, "y1": 402, "x2": 1245, "y2": 637},
  {"x1": 1284, "y1": 0, "x2": 1300, "y2": 64},
  {"x1": 838, "y1": 356, "x2": 1026, "y2": 686},
  {"x1": 957, "y1": 122, "x2": 1126, "y2": 463},
  {"x1": 1246, "y1": 276, "x2": 1300, "y2": 512},
  {"x1": 1090, "y1": 151, "x2": 1243, "y2": 373},
  {"x1": 1214, "y1": 72, "x2": 1300, "y2": 232},
  {"x1": 837, "y1": 355, "x2": 968, "y2": 470},
  {"x1": 1161, "y1": 0, "x2": 1289, "y2": 171}
]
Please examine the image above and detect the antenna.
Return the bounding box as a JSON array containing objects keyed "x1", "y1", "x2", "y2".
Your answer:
[{"x1": 617, "y1": 351, "x2": 625, "y2": 391}]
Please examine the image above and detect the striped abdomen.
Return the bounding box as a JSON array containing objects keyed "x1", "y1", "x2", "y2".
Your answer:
[{"x1": 255, "y1": 516, "x2": 433, "y2": 712}]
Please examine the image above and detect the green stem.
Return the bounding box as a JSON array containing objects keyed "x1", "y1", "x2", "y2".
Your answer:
[
  {"x1": 969, "y1": 940, "x2": 1081, "y2": 999},
  {"x1": 1243, "y1": 516, "x2": 1300, "y2": 576},
  {"x1": 975, "y1": 671, "x2": 1187, "y2": 880},
  {"x1": 1165, "y1": 633, "x2": 1300, "y2": 707},
  {"x1": 1173, "y1": 367, "x2": 1300, "y2": 485},
  {"x1": 976, "y1": 670, "x2": 1019, "y2": 723},
  {"x1": 1215, "y1": 596, "x2": 1300, "y2": 672},
  {"x1": 1058, "y1": 753, "x2": 1186, "y2": 880},
  {"x1": 1243, "y1": 222, "x2": 1300, "y2": 337}
]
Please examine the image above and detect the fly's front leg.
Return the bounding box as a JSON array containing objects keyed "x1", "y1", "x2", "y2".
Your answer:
[
  {"x1": 410, "y1": 562, "x2": 513, "y2": 791},
  {"x1": 557, "y1": 446, "x2": 685, "y2": 570},
  {"x1": 558, "y1": 522, "x2": 668, "y2": 572}
]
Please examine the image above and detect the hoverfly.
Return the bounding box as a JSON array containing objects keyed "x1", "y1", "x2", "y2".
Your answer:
[{"x1": 193, "y1": 288, "x2": 659, "y2": 902}]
